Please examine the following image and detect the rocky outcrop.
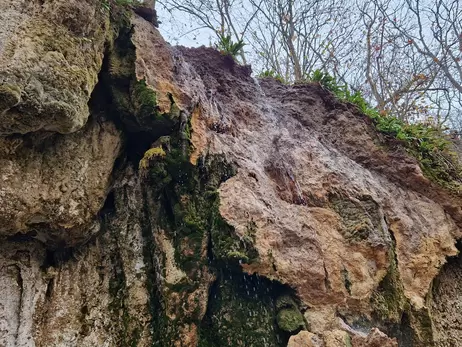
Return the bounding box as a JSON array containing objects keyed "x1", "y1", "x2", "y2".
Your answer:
[
  {"x1": 0, "y1": 2, "x2": 461, "y2": 347},
  {"x1": 0, "y1": 0, "x2": 109, "y2": 134},
  {"x1": 0, "y1": 118, "x2": 121, "y2": 245},
  {"x1": 0, "y1": 166, "x2": 152, "y2": 347}
]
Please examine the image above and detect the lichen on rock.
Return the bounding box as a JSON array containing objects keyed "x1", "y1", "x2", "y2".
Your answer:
[
  {"x1": 0, "y1": 116, "x2": 121, "y2": 245},
  {"x1": 0, "y1": 0, "x2": 110, "y2": 134},
  {"x1": 0, "y1": 1, "x2": 461, "y2": 346}
]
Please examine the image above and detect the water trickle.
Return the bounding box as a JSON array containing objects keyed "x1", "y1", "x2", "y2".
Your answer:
[
  {"x1": 252, "y1": 76, "x2": 266, "y2": 98},
  {"x1": 206, "y1": 88, "x2": 222, "y2": 120},
  {"x1": 251, "y1": 76, "x2": 277, "y2": 120}
]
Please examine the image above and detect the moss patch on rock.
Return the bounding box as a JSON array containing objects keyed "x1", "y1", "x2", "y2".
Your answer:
[
  {"x1": 0, "y1": 83, "x2": 21, "y2": 112},
  {"x1": 370, "y1": 234, "x2": 435, "y2": 347},
  {"x1": 106, "y1": 25, "x2": 177, "y2": 136},
  {"x1": 276, "y1": 308, "x2": 305, "y2": 333},
  {"x1": 371, "y1": 248, "x2": 407, "y2": 324},
  {"x1": 330, "y1": 194, "x2": 389, "y2": 244},
  {"x1": 140, "y1": 129, "x2": 261, "y2": 344},
  {"x1": 139, "y1": 146, "x2": 166, "y2": 171}
]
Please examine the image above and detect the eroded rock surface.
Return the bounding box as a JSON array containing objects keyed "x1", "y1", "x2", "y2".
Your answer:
[
  {"x1": 176, "y1": 46, "x2": 461, "y2": 344},
  {"x1": 0, "y1": 117, "x2": 121, "y2": 245},
  {"x1": 0, "y1": 3, "x2": 461, "y2": 347},
  {"x1": 0, "y1": 0, "x2": 109, "y2": 134},
  {"x1": 430, "y1": 246, "x2": 462, "y2": 347},
  {"x1": 0, "y1": 166, "x2": 152, "y2": 347}
]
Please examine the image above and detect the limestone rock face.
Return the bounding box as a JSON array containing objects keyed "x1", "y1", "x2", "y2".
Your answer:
[
  {"x1": 430, "y1": 250, "x2": 462, "y2": 346},
  {"x1": 351, "y1": 328, "x2": 398, "y2": 347},
  {"x1": 0, "y1": 0, "x2": 109, "y2": 134},
  {"x1": 288, "y1": 328, "x2": 398, "y2": 347},
  {"x1": 176, "y1": 46, "x2": 461, "y2": 344},
  {"x1": 0, "y1": 166, "x2": 152, "y2": 347},
  {"x1": 0, "y1": 3, "x2": 461, "y2": 347},
  {"x1": 124, "y1": 18, "x2": 462, "y2": 344},
  {"x1": 0, "y1": 118, "x2": 121, "y2": 246}
]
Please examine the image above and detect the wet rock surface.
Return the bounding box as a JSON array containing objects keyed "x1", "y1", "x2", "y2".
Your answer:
[{"x1": 0, "y1": 3, "x2": 461, "y2": 347}]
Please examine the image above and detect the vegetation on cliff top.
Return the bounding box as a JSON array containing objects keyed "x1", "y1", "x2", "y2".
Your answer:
[
  {"x1": 215, "y1": 34, "x2": 246, "y2": 61},
  {"x1": 310, "y1": 69, "x2": 462, "y2": 192},
  {"x1": 160, "y1": 0, "x2": 462, "y2": 132}
]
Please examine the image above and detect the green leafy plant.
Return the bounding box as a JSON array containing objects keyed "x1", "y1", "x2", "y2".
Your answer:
[
  {"x1": 215, "y1": 34, "x2": 245, "y2": 60},
  {"x1": 257, "y1": 69, "x2": 286, "y2": 83},
  {"x1": 309, "y1": 69, "x2": 347, "y2": 96},
  {"x1": 101, "y1": 0, "x2": 111, "y2": 11}
]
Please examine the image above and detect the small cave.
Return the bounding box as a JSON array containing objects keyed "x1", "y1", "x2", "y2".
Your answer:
[
  {"x1": 99, "y1": 190, "x2": 116, "y2": 216},
  {"x1": 199, "y1": 267, "x2": 303, "y2": 346},
  {"x1": 124, "y1": 130, "x2": 161, "y2": 166},
  {"x1": 42, "y1": 248, "x2": 75, "y2": 268},
  {"x1": 89, "y1": 39, "x2": 173, "y2": 171}
]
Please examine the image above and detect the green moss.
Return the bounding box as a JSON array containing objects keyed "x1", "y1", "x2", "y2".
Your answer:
[
  {"x1": 105, "y1": 0, "x2": 133, "y2": 37},
  {"x1": 106, "y1": 25, "x2": 177, "y2": 136},
  {"x1": 276, "y1": 308, "x2": 305, "y2": 333},
  {"x1": 140, "y1": 136, "x2": 280, "y2": 345},
  {"x1": 139, "y1": 146, "x2": 166, "y2": 171},
  {"x1": 345, "y1": 334, "x2": 353, "y2": 347},
  {"x1": 225, "y1": 251, "x2": 250, "y2": 263},
  {"x1": 371, "y1": 248, "x2": 407, "y2": 323},
  {"x1": 131, "y1": 80, "x2": 158, "y2": 112},
  {"x1": 407, "y1": 307, "x2": 435, "y2": 347},
  {"x1": 274, "y1": 294, "x2": 305, "y2": 334},
  {"x1": 143, "y1": 134, "x2": 262, "y2": 343},
  {"x1": 146, "y1": 148, "x2": 256, "y2": 272},
  {"x1": 275, "y1": 295, "x2": 297, "y2": 311},
  {"x1": 341, "y1": 268, "x2": 352, "y2": 295},
  {"x1": 0, "y1": 83, "x2": 21, "y2": 111},
  {"x1": 369, "y1": 236, "x2": 436, "y2": 346},
  {"x1": 330, "y1": 195, "x2": 385, "y2": 243}
]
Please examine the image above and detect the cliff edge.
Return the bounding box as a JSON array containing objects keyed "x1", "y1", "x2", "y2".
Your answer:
[{"x1": 0, "y1": 1, "x2": 461, "y2": 346}]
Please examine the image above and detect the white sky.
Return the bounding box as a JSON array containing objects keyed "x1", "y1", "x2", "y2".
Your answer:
[{"x1": 157, "y1": 4, "x2": 215, "y2": 47}]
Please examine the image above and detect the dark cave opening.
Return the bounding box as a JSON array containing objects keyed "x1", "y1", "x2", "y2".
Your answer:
[
  {"x1": 90, "y1": 47, "x2": 162, "y2": 169},
  {"x1": 199, "y1": 267, "x2": 302, "y2": 346}
]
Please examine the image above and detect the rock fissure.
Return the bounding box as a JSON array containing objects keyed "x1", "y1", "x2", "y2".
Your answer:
[{"x1": 0, "y1": 2, "x2": 461, "y2": 346}]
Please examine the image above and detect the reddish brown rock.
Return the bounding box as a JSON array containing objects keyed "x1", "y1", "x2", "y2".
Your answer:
[{"x1": 351, "y1": 328, "x2": 398, "y2": 347}]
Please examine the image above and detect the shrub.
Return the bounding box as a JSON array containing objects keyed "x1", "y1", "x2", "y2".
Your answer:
[{"x1": 215, "y1": 34, "x2": 245, "y2": 61}]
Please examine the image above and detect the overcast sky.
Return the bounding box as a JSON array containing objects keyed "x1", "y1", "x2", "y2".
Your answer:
[{"x1": 157, "y1": 4, "x2": 213, "y2": 47}]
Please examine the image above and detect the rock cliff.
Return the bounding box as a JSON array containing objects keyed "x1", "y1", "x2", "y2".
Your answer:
[{"x1": 0, "y1": 1, "x2": 462, "y2": 346}]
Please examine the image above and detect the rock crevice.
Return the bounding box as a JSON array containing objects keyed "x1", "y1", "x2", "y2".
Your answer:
[{"x1": 0, "y1": 2, "x2": 461, "y2": 347}]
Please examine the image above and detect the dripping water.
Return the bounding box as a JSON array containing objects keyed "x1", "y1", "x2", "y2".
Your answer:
[{"x1": 251, "y1": 76, "x2": 277, "y2": 120}]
